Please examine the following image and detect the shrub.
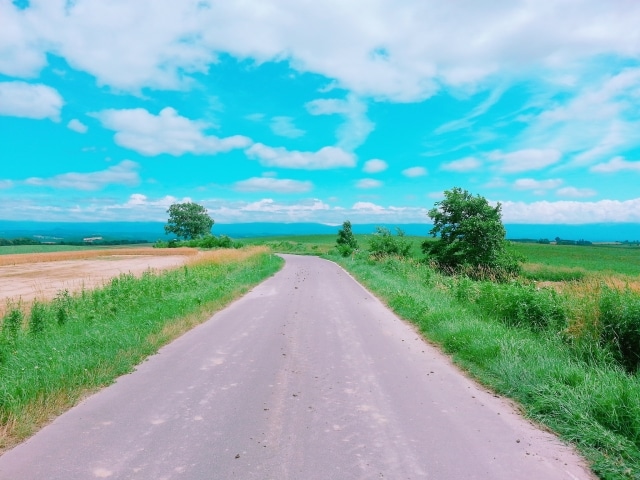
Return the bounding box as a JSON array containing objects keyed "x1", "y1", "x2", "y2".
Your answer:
[
  {"x1": 368, "y1": 227, "x2": 411, "y2": 258},
  {"x1": 599, "y1": 286, "x2": 640, "y2": 372},
  {"x1": 336, "y1": 220, "x2": 359, "y2": 257},
  {"x1": 28, "y1": 301, "x2": 47, "y2": 335},
  {"x1": 475, "y1": 282, "x2": 566, "y2": 331}
]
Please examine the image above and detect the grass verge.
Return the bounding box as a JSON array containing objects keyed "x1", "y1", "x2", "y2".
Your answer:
[
  {"x1": 332, "y1": 254, "x2": 640, "y2": 480},
  {"x1": 0, "y1": 247, "x2": 283, "y2": 452}
]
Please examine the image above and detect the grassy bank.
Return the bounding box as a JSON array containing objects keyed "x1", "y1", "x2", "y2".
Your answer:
[
  {"x1": 331, "y1": 254, "x2": 639, "y2": 480},
  {"x1": 0, "y1": 247, "x2": 283, "y2": 452}
]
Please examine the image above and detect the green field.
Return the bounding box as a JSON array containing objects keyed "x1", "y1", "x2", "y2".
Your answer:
[{"x1": 512, "y1": 242, "x2": 640, "y2": 277}]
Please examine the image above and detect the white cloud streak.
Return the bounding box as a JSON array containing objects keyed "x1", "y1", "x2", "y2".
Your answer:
[
  {"x1": 590, "y1": 156, "x2": 640, "y2": 173},
  {"x1": 234, "y1": 177, "x2": 313, "y2": 193},
  {"x1": 24, "y1": 160, "x2": 140, "y2": 191},
  {"x1": 246, "y1": 143, "x2": 356, "y2": 169}
]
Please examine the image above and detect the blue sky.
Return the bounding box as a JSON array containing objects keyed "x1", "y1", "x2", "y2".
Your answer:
[{"x1": 1, "y1": 0, "x2": 640, "y2": 225}]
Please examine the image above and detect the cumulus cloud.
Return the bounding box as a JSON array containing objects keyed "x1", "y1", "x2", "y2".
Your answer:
[
  {"x1": 0, "y1": 81, "x2": 63, "y2": 120},
  {"x1": 93, "y1": 107, "x2": 251, "y2": 156},
  {"x1": 441, "y1": 157, "x2": 482, "y2": 172},
  {"x1": 25, "y1": 160, "x2": 140, "y2": 191},
  {"x1": 501, "y1": 198, "x2": 640, "y2": 224},
  {"x1": 5, "y1": 1, "x2": 640, "y2": 100},
  {"x1": 402, "y1": 166, "x2": 427, "y2": 177},
  {"x1": 246, "y1": 143, "x2": 356, "y2": 169},
  {"x1": 270, "y1": 116, "x2": 305, "y2": 138},
  {"x1": 590, "y1": 156, "x2": 640, "y2": 173},
  {"x1": 234, "y1": 177, "x2": 313, "y2": 193},
  {"x1": 362, "y1": 159, "x2": 388, "y2": 173},
  {"x1": 67, "y1": 118, "x2": 88, "y2": 133},
  {"x1": 306, "y1": 95, "x2": 374, "y2": 150},
  {"x1": 489, "y1": 149, "x2": 562, "y2": 173}
]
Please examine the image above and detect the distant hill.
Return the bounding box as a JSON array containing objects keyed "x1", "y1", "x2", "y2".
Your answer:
[{"x1": 0, "y1": 220, "x2": 638, "y2": 243}]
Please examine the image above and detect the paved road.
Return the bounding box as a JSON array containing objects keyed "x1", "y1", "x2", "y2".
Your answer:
[{"x1": 0, "y1": 255, "x2": 594, "y2": 479}]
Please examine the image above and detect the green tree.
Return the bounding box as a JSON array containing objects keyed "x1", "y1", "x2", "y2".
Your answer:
[
  {"x1": 164, "y1": 202, "x2": 214, "y2": 240},
  {"x1": 422, "y1": 187, "x2": 520, "y2": 279},
  {"x1": 336, "y1": 220, "x2": 359, "y2": 256}
]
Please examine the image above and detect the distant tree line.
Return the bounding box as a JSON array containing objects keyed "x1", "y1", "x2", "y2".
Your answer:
[{"x1": 0, "y1": 237, "x2": 150, "y2": 246}]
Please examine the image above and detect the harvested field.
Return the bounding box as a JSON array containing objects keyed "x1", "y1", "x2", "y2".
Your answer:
[
  {"x1": 0, "y1": 248, "x2": 200, "y2": 311},
  {"x1": 0, "y1": 247, "x2": 270, "y2": 312}
]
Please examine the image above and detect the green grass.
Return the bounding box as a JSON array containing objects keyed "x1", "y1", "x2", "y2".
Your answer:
[
  {"x1": 0, "y1": 250, "x2": 283, "y2": 450},
  {"x1": 331, "y1": 254, "x2": 640, "y2": 480},
  {"x1": 512, "y1": 243, "x2": 640, "y2": 277}
]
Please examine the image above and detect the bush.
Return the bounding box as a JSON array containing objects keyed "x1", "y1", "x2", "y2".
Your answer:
[
  {"x1": 599, "y1": 287, "x2": 640, "y2": 372},
  {"x1": 368, "y1": 227, "x2": 411, "y2": 258}
]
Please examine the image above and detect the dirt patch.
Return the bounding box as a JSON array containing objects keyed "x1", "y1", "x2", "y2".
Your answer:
[{"x1": 0, "y1": 254, "x2": 190, "y2": 310}]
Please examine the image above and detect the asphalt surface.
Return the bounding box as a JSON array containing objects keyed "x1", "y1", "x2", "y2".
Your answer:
[{"x1": 0, "y1": 254, "x2": 594, "y2": 479}]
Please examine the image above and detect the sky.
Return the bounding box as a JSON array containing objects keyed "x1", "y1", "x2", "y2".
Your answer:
[{"x1": 1, "y1": 0, "x2": 640, "y2": 226}]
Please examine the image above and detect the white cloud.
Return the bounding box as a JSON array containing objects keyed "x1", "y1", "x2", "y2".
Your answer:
[
  {"x1": 402, "y1": 166, "x2": 427, "y2": 177},
  {"x1": 591, "y1": 156, "x2": 640, "y2": 173},
  {"x1": 514, "y1": 178, "x2": 563, "y2": 191},
  {"x1": 356, "y1": 178, "x2": 383, "y2": 189},
  {"x1": 0, "y1": 81, "x2": 63, "y2": 120},
  {"x1": 306, "y1": 95, "x2": 374, "y2": 150},
  {"x1": 0, "y1": 180, "x2": 13, "y2": 189},
  {"x1": 67, "y1": 118, "x2": 88, "y2": 133},
  {"x1": 556, "y1": 187, "x2": 597, "y2": 198},
  {"x1": 270, "y1": 116, "x2": 305, "y2": 138},
  {"x1": 246, "y1": 143, "x2": 356, "y2": 169},
  {"x1": 94, "y1": 107, "x2": 251, "y2": 156},
  {"x1": 4, "y1": 1, "x2": 640, "y2": 101},
  {"x1": 362, "y1": 159, "x2": 388, "y2": 173},
  {"x1": 24, "y1": 160, "x2": 140, "y2": 191},
  {"x1": 234, "y1": 177, "x2": 313, "y2": 193},
  {"x1": 441, "y1": 157, "x2": 481, "y2": 172},
  {"x1": 489, "y1": 149, "x2": 562, "y2": 173},
  {"x1": 501, "y1": 198, "x2": 640, "y2": 224}
]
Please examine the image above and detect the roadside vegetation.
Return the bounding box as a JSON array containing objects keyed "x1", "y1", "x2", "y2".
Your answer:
[
  {"x1": 0, "y1": 247, "x2": 283, "y2": 452},
  {"x1": 254, "y1": 187, "x2": 640, "y2": 479}
]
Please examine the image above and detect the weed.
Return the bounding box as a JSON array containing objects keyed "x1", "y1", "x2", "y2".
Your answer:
[{"x1": 599, "y1": 287, "x2": 640, "y2": 372}]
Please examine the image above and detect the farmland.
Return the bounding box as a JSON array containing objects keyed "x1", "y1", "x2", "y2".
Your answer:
[{"x1": 0, "y1": 246, "x2": 283, "y2": 452}]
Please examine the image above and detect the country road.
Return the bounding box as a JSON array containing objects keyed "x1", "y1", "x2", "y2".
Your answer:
[{"x1": 0, "y1": 254, "x2": 594, "y2": 479}]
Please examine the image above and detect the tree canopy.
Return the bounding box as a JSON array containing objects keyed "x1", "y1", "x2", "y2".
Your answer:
[
  {"x1": 164, "y1": 202, "x2": 214, "y2": 240},
  {"x1": 422, "y1": 187, "x2": 520, "y2": 279}
]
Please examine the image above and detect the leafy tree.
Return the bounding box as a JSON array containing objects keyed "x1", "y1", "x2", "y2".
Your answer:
[
  {"x1": 422, "y1": 187, "x2": 520, "y2": 279},
  {"x1": 336, "y1": 220, "x2": 359, "y2": 256},
  {"x1": 164, "y1": 202, "x2": 214, "y2": 240},
  {"x1": 369, "y1": 226, "x2": 411, "y2": 258}
]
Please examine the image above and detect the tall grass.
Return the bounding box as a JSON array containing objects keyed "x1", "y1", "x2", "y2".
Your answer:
[
  {"x1": 333, "y1": 253, "x2": 640, "y2": 480},
  {"x1": 0, "y1": 247, "x2": 283, "y2": 451}
]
